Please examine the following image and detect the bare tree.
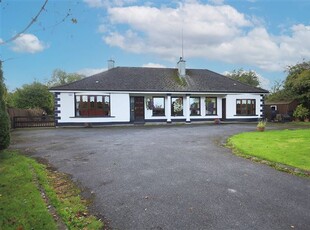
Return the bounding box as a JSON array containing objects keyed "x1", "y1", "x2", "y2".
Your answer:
[{"x1": 0, "y1": 0, "x2": 48, "y2": 45}]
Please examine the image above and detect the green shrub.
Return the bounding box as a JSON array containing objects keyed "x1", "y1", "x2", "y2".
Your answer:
[
  {"x1": 257, "y1": 119, "x2": 267, "y2": 128},
  {"x1": 293, "y1": 104, "x2": 310, "y2": 121},
  {"x1": 0, "y1": 61, "x2": 10, "y2": 150}
]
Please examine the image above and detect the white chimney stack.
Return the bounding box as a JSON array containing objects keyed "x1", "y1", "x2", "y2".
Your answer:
[
  {"x1": 177, "y1": 57, "x2": 186, "y2": 77},
  {"x1": 108, "y1": 59, "x2": 115, "y2": 70}
]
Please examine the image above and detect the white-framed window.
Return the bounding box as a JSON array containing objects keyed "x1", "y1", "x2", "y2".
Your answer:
[
  {"x1": 190, "y1": 97, "x2": 200, "y2": 116},
  {"x1": 171, "y1": 97, "x2": 183, "y2": 116},
  {"x1": 205, "y1": 97, "x2": 217, "y2": 115},
  {"x1": 152, "y1": 97, "x2": 165, "y2": 116}
]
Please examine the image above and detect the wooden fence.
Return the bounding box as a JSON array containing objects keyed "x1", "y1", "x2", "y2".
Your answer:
[{"x1": 13, "y1": 116, "x2": 55, "y2": 128}]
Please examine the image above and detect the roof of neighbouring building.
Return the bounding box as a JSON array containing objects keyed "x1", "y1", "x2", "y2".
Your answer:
[
  {"x1": 264, "y1": 99, "x2": 297, "y2": 105},
  {"x1": 50, "y1": 67, "x2": 269, "y2": 93}
]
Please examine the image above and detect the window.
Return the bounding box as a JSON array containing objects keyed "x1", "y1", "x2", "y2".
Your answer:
[
  {"x1": 236, "y1": 99, "x2": 256, "y2": 115},
  {"x1": 75, "y1": 95, "x2": 110, "y2": 117},
  {"x1": 190, "y1": 97, "x2": 200, "y2": 116},
  {"x1": 270, "y1": 105, "x2": 277, "y2": 111},
  {"x1": 205, "y1": 97, "x2": 217, "y2": 115},
  {"x1": 152, "y1": 97, "x2": 165, "y2": 116},
  {"x1": 171, "y1": 97, "x2": 183, "y2": 116}
]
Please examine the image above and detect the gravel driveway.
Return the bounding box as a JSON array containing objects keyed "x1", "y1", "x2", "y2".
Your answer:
[{"x1": 11, "y1": 124, "x2": 310, "y2": 230}]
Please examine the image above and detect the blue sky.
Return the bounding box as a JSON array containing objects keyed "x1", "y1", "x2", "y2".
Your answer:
[{"x1": 1, "y1": 0, "x2": 310, "y2": 91}]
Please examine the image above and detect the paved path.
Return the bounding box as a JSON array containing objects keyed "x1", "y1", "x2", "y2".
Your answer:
[{"x1": 11, "y1": 124, "x2": 310, "y2": 230}]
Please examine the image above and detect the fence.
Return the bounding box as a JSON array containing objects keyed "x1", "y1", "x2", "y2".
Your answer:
[
  {"x1": 13, "y1": 116, "x2": 55, "y2": 128},
  {"x1": 8, "y1": 108, "x2": 46, "y2": 129}
]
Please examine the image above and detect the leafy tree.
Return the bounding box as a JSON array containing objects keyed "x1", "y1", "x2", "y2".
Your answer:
[
  {"x1": 226, "y1": 68, "x2": 260, "y2": 87},
  {"x1": 2, "y1": 82, "x2": 12, "y2": 107},
  {"x1": 11, "y1": 82, "x2": 54, "y2": 114},
  {"x1": 0, "y1": 60, "x2": 11, "y2": 150},
  {"x1": 267, "y1": 80, "x2": 294, "y2": 102},
  {"x1": 293, "y1": 104, "x2": 309, "y2": 121},
  {"x1": 5, "y1": 92, "x2": 15, "y2": 108},
  {"x1": 284, "y1": 61, "x2": 310, "y2": 109},
  {"x1": 267, "y1": 61, "x2": 310, "y2": 106},
  {"x1": 47, "y1": 69, "x2": 84, "y2": 87}
]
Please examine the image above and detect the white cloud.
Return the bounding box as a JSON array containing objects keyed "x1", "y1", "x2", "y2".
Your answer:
[
  {"x1": 84, "y1": 0, "x2": 137, "y2": 8},
  {"x1": 98, "y1": 24, "x2": 108, "y2": 33},
  {"x1": 257, "y1": 73, "x2": 271, "y2": 90},
  {"x1": 84, "y1": 0, "x2": 105, "y2": 8},
  {"x1": 100, "y1": 2, "x2": 310, "y2": 72},
  {"x1": 11, "y1": 33, "x2": 47, "y2": 53},
  {"x1": 104, "y1": 30, "x2": 144, "y2": 53},
  {"x1": 76, "y1": 68, "x2": 106, "y2": 76},
  {"x1": 209, "y1": 0, "x2": 225, "y2": 5},
  {"x1": 142, "y1": 63, "x2": 166, "y2": 68}
]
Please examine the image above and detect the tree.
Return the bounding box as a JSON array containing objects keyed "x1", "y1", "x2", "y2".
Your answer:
[
  {"x1": 11, "y1": 82, "x2": 54, "y2": 114},
  {"x1": 0, "y1": 0, "x2": 48, "y2": 45},
  {"x1": 267, "y1": 80, "x2": 294, "y2": 102},
  {"x1": 47, "y1": 69, "x2": 84, "y2": 87},
  {"x1": 226, "y1": 68, "x2": 260, "y2": 87},
  {"x1": 0, "y1": 61, "x2": 11, "y2": 150},
  {"x1": 284, "y1": 61, "x2": 310, "y2": 109},
  {"x1": 266, "y1": 60, "x2": 310, "y2": 108},
  {"x1": 0, "y1": 0, "x2": 77, "y2": 45},
  {"x1": 2, "y1": 82, "x2": 13, "y2": 107},
  {"x1": 293, "y1": 104, "x2": 309, "y2": 121}
]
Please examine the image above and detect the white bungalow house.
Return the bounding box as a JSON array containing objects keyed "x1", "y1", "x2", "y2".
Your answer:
[{"x1": 50, "y1": 58, "x2": 268, "y2": 126}]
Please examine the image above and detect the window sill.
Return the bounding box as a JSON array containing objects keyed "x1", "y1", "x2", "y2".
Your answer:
[
  {"x1": 70, "y1": 116, "x2": 115, "y2": 118},
  {"x1": 234, "y1": 114, "x2": 258, "y2": 116},
  {"x1": 205, "y1": 114, "x2": 218, "y2": 116}
]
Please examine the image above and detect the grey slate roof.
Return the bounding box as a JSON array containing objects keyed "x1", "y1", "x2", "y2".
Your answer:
[{"x1": 50, "y1": 67, "x2": 268, "y2": 93}]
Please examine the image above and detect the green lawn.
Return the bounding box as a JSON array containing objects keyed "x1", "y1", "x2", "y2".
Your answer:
[
  {"x1": 228, "y1": 129, "x2": 310, "y2": 171},
  {"x1": 0, "y1": 150, "x2": 57, "y2": 229},
  {"x1": 0, "y1": 150, "x2": 103, "y2": 230}
]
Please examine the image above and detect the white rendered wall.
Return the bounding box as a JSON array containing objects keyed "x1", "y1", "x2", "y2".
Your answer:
[
  {"x1": 225, "y1": 94, "x2": 261, "y2": 119},
  {"x1": 56, "y1": 92, "x2": 262, "y2": 124},
  {"x1": 57, "y1": 92, "x2": 130, "y2": 123}
]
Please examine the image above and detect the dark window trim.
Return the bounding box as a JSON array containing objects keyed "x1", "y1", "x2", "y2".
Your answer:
[
  {"x1": 236, "y1": 99, "x2": 256, "y2": 116},
  {"x1": 152, "y1": 96, "x2": 165, "y2": 117},
  {"x1": 75, "y1": 95, "x2": 111, "y2": 117},
  {"x1": 233, "y1": 114, "x2": 258, "y2": 117},
  {"x1": 205, "y1": 97, "x2": 217, "y2": 116},
  {"x1": 70, "y1": 116, "x2": 116, "y2": 118}
]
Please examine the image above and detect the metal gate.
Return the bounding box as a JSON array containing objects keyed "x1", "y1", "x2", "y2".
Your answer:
[{"x1": 13, "y1": 116, "x2": 55, "y2": 128}]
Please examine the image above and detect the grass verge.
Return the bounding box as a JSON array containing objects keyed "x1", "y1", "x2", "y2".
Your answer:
[
  {"x1": 290, "y1": 121, "x2": 310, "y2": 127},
  {"x1": 0, "y1": 150, "x2": 103, "y2": 229},
  {"x1": 227, "y1": 129, "x2": 310, "y2": 176}
]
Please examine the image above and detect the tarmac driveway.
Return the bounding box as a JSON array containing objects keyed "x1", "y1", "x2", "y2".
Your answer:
[{"x1": 11, "y1": 124, "x2": 310, "y2": 230}]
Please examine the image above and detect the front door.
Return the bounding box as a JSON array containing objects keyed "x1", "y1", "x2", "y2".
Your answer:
[
  {"x1": 133, "y1": 96, "x2": 145, "y2": 122},
  {"x1": 222, "y1": 98, "x2": 226, "y2": 120}
]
